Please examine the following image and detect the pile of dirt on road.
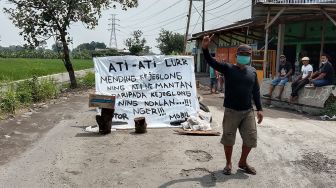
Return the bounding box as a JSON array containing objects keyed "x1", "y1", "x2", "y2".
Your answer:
[{"x1": 294, "y1": 152, "x2": 336, "y2": 174}]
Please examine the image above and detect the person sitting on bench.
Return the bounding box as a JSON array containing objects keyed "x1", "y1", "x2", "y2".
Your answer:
[
  {"x1": 308, "y1": 53, "x2": 335, "y2": 87},
  {"x1": 263, "y1": 55, "x2": 293, "y2": 100},
  {"x1": 289, "y1": 57, "x2": 313, "y2": 103}
]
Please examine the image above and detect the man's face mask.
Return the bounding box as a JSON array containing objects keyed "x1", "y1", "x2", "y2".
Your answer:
[{"x1": 237, "y1": 55, "x2": 251, "y2": 65}]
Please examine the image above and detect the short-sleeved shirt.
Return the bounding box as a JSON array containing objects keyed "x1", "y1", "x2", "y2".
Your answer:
[
  {"x1": 320, "y1": 62, "x2": 335, "y2": 83},
  {"x1": 278, "y1": 62, "x2": 292, "y2": 77},
  {"x1": 301, "y1": 64, "x2": 313, "y2": 79}
]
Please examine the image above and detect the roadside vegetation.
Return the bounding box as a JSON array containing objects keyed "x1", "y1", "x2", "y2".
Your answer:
[
  {"x1": 324, "y1": 97, "x2": 336, "y2": 116},
  {"x1": 0, "y1": 72, "x2": 95, "y2": 117}
]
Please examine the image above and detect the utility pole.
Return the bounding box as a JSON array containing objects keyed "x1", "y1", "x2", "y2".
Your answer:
[
  {"x1": 108, "y1": 14, "x2": 119, "y2": 49},
  {"x1": 202, "y1": 0, "x2": 205, "y2": 31},
  {"x1": 184, "y1": 0, "x2": 193, "y2": 54}
]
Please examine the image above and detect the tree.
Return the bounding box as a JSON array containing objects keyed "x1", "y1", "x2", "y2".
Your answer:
[
  {"x1": 52, "y1": 42, "x2": 63, "y2": 52},
  {"x1": 156, "y1": 29, "x2": 184, "y2": 55},
  {"x1": 125, "y1": 30, "x2": 146, "y2": 55},
  {"x1": 91, "y1": 41, "x2": 107, "y2": 50},
  {"x1": 4, "y1": 0, "x2": 138, "y2": 88},
  {"x1": 75, "y1": 41, "x2": 107, "y2": 52}
]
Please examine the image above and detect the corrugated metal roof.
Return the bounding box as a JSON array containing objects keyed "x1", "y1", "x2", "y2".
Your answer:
[{"x1": 190, "y1": 18, "x2": 262, "y2": 40}]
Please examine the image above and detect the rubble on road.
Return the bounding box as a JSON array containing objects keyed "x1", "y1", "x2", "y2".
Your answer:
[{"x1": 320, "y1": 115, "x2": 336, "y2": 121}]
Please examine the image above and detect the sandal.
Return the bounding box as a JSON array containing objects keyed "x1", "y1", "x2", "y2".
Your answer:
[
  {"x1": 239, "y1": 164, "x2": 256, "y2": 175},
  {"x1": 223, "y1": 167, "x2": 232, "y2": 175}
]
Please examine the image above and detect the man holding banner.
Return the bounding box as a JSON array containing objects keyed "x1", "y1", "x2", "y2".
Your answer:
[{"x1": 202, "y1": 35, "x2": 263, "y2": 175}]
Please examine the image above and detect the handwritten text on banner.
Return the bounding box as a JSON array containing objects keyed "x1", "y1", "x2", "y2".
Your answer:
[{"x1": 94, "y1": 56, "x2": 200, "y2": 126}]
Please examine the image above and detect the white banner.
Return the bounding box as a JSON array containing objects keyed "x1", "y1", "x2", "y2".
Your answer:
[{"x1": 93, "y1": 56, "x2": 200, "y2": 128}]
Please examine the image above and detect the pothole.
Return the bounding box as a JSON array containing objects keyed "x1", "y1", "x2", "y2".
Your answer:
[
  {"x1": 185, "y1": 150, "x2": 213, "y2": 162},
  {"x1": 293, "y1": 152, "x2": 336, "y2": 174},
  {"x1": 180, "y1": 168, "x2": 216, "y2": 183}
]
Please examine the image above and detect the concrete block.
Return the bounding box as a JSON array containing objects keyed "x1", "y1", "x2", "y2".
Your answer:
[{"x1": 261, "y1": 79, "x2": 336, "y2": 114}]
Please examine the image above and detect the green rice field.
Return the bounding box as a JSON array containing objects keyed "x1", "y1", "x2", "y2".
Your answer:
[{"x1": 0, "y1": 58, "x2": 93, "y2": 83}]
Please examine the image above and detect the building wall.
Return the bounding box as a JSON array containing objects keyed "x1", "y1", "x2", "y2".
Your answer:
[{"x1": 281, "y1": 20, "x2": 336, "y2": 72}]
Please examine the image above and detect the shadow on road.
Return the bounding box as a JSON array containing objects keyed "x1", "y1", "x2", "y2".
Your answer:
[
  {"x1": 70, "y1": 125, "x2": 88, "y2": 129},
  {"x1": 158, "y1": 170, "x2": 249, "y2": 188},
  {"x1": 75, "y1": 132, "x2": 104, "y2": 137}
]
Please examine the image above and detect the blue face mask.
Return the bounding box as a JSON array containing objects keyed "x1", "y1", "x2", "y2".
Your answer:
[{"x1": 237, "y1": 55, "x2": 251, "y2": 65}]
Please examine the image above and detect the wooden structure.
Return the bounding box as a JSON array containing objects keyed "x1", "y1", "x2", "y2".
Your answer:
[
  {"x1": 190, "y1": 17, "x2": 278, "y2": 81},
  {"x1": 89, "y1": 94, "x2": 116, "y2": 134},
  {"x1": 190, "y1": 0, "x2": 336, "y2": 81},
  {"x1": 253, "y1": 0, "x2": 336, "y2": 77}
]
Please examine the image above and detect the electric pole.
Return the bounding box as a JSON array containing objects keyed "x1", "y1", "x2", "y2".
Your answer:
[
  {"x1": 202, "y1": 0, "x2": 205, "y2": 31},
  {"x1": 108, "y1": 14, "x2": 119, "y2": 49},
  {"x1": 184, "y1": 0, "x2": 193, "y2": 54}
]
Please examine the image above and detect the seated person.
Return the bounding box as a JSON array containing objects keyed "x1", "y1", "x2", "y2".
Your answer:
[
  {"x1": 308, "y1": 54, "x2": 335, "y2": 87},
  {"x1": 263, "y1": 55, "x2": 293, "y2": 100},
  {"x1": 289, "y1": 57, "x2": 313, "y2": 103}
]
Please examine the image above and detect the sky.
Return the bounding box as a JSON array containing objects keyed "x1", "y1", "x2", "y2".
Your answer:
[{"x1": 0, "y1": 0, "x2": 251, "y2": 53}]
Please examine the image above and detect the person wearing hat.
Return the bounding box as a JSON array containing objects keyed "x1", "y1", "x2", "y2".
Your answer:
[
  {"x1": 202, "y1": 35, "x2": 263, "y2": 175},
  {"x1": 263, "y1": 55, "x2": 293, "y2": 100},
  {"x1": 289, "y1": 57, "x2": 313, "y2": 103}
]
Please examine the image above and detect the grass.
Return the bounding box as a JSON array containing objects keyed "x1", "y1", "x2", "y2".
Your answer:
[
  {"x1": 78, "y1": 71, "x2": 95, "y2": 88},
  {"x1": 0, "y1": 71, "x2": 95, "y2": 116},
  {"x1": 0, "y1": 58, "x2": 93, "y2": 83}
]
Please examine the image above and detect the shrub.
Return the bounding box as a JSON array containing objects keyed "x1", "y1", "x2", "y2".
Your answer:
[
  {"x1": 15, "y1": 80, "x2": 33, "y2": 105},
  {"x1": 324, "y1": 101, "x2": 336, "y2": 117},
  {"x1": 37, "y1": 78, "x2": 59, "y2": 101},
  {"x1": 0, "y1": 76, "x2": 60, "y2": 115},
  {"x1": 79, "y1": 72, "x2": 95, "y2": 88},
  {"x1": 0, "y1": 87, "x2": 19, "y2": 114},
  {"x1": 30, "y1": 76, "x2": 40, "y2": 102}
]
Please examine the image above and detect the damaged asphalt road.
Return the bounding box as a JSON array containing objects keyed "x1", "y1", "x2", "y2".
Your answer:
[{"x1": 0, "y1": 88, "x2": 335, "y2": 188}]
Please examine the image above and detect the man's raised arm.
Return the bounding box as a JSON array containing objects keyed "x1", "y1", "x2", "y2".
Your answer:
[{"x1": 202, "y1": 35, "x2": 228, "y2": 74}]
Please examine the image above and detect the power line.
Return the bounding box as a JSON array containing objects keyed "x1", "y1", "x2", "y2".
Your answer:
[
  {"x1": 191, "y1": 14, "x2": 202, "y2": 34},
  {"x1": 125, "y1": 0, "x2": 184, "y2": 23},
  {"x1": 142, "y1": 4, "x2": 251, "y2": 36},
  {"x1": 211, "y1": 0, "x2": 249, "y2": 15},
  {"x1": 193, "y1": 4, "x2": 202, "y2": 17},
  {"x1": 141, "y1": 14, "x2": 187, "y2": 33},
  {"x1": 123, "y1": 0, "x2": 163, "y2": 19},
  {"x1": 206, "y1": 4, "x2": 251, "y2": 23},
  {"x1": 206, "y1": 0, "x2": 233, "y2": 12},
  {"x1": 125, "y1": 0, "x2": 216, "y2": 32},
  {"x1": 124, "y1": 2, "x2": 251, "y2": 38},
  {"x1": 121, "y1": 14, "x2": 186, "y2": 31},
  {"x1": 123, "y1": 0, "x2": 217, "y2": 29}
]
